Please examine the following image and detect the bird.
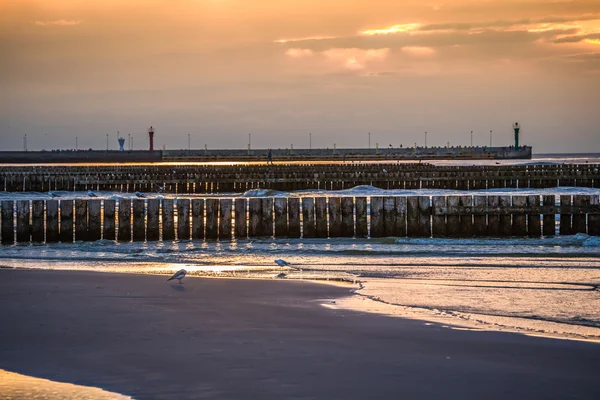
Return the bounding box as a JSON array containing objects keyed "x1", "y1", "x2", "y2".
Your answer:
[
  {"x1": 276, "y1": 272, "x2": 287, "y2": 279},
  {"x1": 156, "y1": 185, "x2": 164, "y2": 193},
  {"x1": 382, "y1": 169, "x2": 388, "y2": 173},
  {"x1": 167, "y1": 269, "x2": 187, "y2": 284},
  {"x1": 48, "y1": 191, "x2": 59, "y2": 198},
  {"x1": 135, "y1": 191, "x2": 146, "y2": 198},
  {"x1": 87, "y1": 190, "x2": 98, "y2": 197},
  {"x1": 274, "y1": 259, "x2": 290, "y2": 267}
]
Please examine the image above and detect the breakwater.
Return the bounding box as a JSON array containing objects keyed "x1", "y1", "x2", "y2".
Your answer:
[
  {"x1": 0, "y1": 145, "x2": 531, "y2": 164},
  {"x1": 1, "y1": 195, "x2": 598, "y2": 244},
  {"x1": 1, "y1": 163, "x2": 599, "y2": 193}
]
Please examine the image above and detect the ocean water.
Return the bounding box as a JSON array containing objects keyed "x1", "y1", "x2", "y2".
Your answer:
[{"x1": 1, "y1": 155, "x2": 599, "y2": 340}]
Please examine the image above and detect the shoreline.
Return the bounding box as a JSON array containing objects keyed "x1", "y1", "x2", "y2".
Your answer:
[
  {"x1": 1, "y1": 269, "x2": 600, "y2": 399},
  {"x1": 2, "y1": 265, "x2": 599, "y2": 343}
]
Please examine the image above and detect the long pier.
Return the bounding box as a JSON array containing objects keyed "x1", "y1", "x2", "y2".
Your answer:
[
  {"x1": 1, "y1": 195, "x2": 598, "y2": 244},
  {"x1": 0, "y1": 146, "x2": 531, "y2": 164},
  {"x1": 1, "y1": 163, "x2": 599, "y2": 193}
]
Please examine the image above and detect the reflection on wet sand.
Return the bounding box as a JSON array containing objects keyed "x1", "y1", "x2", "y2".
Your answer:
[{"x1": 0, "y1": 369, "x2": 131, "y2": 399}]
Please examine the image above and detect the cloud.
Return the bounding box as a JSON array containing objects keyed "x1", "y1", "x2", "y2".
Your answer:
[
  {"x1": 274, "y1": 35, "x2": 337, "y2": 44},
  {"x1": 360, "y1": 24, "x2": 421, "y2": 36},
  {"x1": 285, "y1": 48, "x2": 315, "y2": 58},
  {"x1": 322, "y1": 48, "x2": 389, "y2": 70},
  {"x1": 34, "y1": 20, "x2": 82, "y2": 27},
  {"x1": 553, "y1": 33, "x2": 600, "y2": 43},
  {"x1": 401, "y1": 46, "x2": 436, "y2": 57}
]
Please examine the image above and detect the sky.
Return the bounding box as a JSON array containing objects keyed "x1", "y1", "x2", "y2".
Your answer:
[{"x1": 1, "y1": 0, "x2": 599, "y2": 153}]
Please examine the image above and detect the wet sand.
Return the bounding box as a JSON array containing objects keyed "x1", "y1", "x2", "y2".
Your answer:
[{"x1": 0, "y1": 269, "x2": 599, "y2": 399}]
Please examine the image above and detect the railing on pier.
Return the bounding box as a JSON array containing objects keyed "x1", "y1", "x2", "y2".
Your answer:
[{"x1": 1, "y1": 195, "x2": 598, "y2": 244}]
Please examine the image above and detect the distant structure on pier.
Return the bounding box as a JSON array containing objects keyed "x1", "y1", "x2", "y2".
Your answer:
[
  {"x1": 148, "y1": 126, "x2": 155, "y2": 152},
  {"x1": 513, "y1": 122, "x2": 520, "y2": 148},
  {"x1": 118, "y1": 136, "x2": 125, "y2": 152}
]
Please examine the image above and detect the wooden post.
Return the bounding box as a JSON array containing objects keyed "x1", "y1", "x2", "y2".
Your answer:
[
  {"x1": 542, "y1": 195, "x2": 556, "y2": 237},
  {"x1": 418, "y1": 196, "x2": 431, "y2": 237},
  {"x1": 315, "y1": 197, "x2": 328, "y2": 238},
  {"x1": 370, "y1": 197, "x2": 384, "y2": 238},
  {"x1": 473, "y1": 196, "x2": 487, "y2": 236},
  {"x1": 589, "y1": 195, "x2": 599, "y2": 236},
  {"x1": 46, "y1": 200, "x2": 59, "y2": 243},
  {"x1": 192, "y1": 199, "x2": 205, "y2": 240},
  {"x1": 499, "y1": 196, "x2": 511, "y2": 236},
  {"x1": 235, "y1": 198, "x2": 247, "y2": 239},
  {"x1": 177, "y1": 199, "x2": 191, "y2": 240},
  {"x1": 302, "y1": 197, "x2": 316, "y2": 238},
  {"x1": 572, "y1": 195, "x2": 588, "y2": 234},
  {"x1": 162, "y1": 199, "x2": 175, "y2": 241},
  {"x1": 146, "y1": 199, "x2": 160, "y2": 241},
  {"x1": 103, "y1": 200, "x2": 116, "y2": 241},
  {"x1": 118, "y1": 199, "x2": 131, "y2": 242},
  {"x1": 205, "y1": 198, "x2": 219, "y2": 239},
  {"x1": 288, "y1": 198, "x2": 301, "y2": 238},
  {"x1": 512, "y1": 196, "x2": 527, "y2": 237},
  {"x1": 459, "y1": 195, "x2": 473, "y2": 237},
  {"x1": 59, "y1": 200, "x2": 73, "y2": 243},
  {"x1": 328, "y1": 197, "x2": 342, "y2": 237},
  {"x1": 487, "y1": 196, "x2": 500, "y2": 236},
  {"x1": 274, "y1": 198, "x2": 288, "y2": 237},
  {"x1": 405, "y1": 197, "x2": 419, "y2": 237},
  {"x1": 446, "y1": 196, "x2": 460, "y2": 237},
  {"x1": 261, "y1": 198, "x2": 274, "y2": 237},
  {"x1": 1, "y1": 201, "x2": 14, "y2": 244},
  {"x1": 15, "y1": 200, "x2": 29, "y2": 243},
  {"x1": 560, "y1": 195, "x2": 572, "y2": 235},
  {"x1": 383, "y1": 197, "x2": 396, "y2": 237},
  {"x1": 132, "y1": 199, "x2": 145, "y2": 241},
  {"x1": 88, "y1": 199, "x2": 102, "y2": 241},
  {"x1": 219, "y1": 198, "x2": 232, "y2": 239},
  {"x1": 31, "y1": 200, "x2": 44, "y2": 242},
  {"x1": 527, "y1": 195, "x2": 542, "y2": 238},
  {"x1": 248, "y1": 198, "x2": 262, "y2": 237},
  {"x1": 341, "y1": 197, "x2": 354, "y2": 237},
  {"x1": 432, "y1": 196, "x2": 446, "y2": 237},
  {"x1": 355, "y1": 197, "x2": 367, "y2": 238},
  {"x1": 75, "y1": 200, "x2": 88, "y2": 242},
  {"x1": 394, "y1": 197, "x2": 407, "y2": 237}
]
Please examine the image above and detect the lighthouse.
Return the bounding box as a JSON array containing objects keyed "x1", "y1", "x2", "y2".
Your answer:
[
  {"x1": 148, "y1": 126, "x2": 155, "y2": 152},
  {"x1": 513, "y1": 122, "x2": 520, "y2": 148}
]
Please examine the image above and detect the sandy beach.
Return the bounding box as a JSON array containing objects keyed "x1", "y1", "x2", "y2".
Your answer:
[{"x1": 1, "y1": 269, "x2": 599, "y2": 399}]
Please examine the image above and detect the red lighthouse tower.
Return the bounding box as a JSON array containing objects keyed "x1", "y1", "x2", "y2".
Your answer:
[{"x1": 148, "y1": 126, "x2": 155, "y2": 151}]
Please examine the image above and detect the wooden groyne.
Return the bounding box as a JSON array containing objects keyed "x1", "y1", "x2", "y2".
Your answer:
[
  {"x1": 1, "y1": 195, "x2": 598, "y2": 244},
  {"x1": 1, "y1": 163, "x2": 599, "y2": 193}
]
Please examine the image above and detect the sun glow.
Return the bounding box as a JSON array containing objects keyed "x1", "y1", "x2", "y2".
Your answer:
[{"x1": 360, "y1": 23, "x2": 422, "y2": 36}]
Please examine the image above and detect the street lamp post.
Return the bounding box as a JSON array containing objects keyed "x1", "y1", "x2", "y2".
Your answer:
[
  {"x1": 490, "y1": 130, "x2": 493, "y2": 147},
  {"x1": 368, "y1": 132, "x2": 371, "y2": 149},
  {"x1": 471, "y1": 131, "x2": 473, "y2": 147},
  {"x1": 188, "y1": 134, "x2": 191, "y2": 152},
  {"x1": 309, "y1": 132, "x2": 312, "y2": 150},
  {"x1": 106, "y1": 133, "x2": 109, "y2": 151},
  {"x1": 425, "y1": 131, "x2": 427, "y2": 148}
]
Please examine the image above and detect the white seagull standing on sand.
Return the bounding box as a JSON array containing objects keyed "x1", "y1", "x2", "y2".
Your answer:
[{"x1": 167, "y1": 269, "x2": 187, "y2": 284}]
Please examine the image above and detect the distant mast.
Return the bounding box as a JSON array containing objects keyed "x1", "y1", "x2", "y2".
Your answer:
[
  {"x1": 118, "y1": 136, "x2": 125, "y2": 151},
  {"x1": 148, "y1": 126, "x2": 155, "y2": 152},
  {"x1": 513, "y1": 122, "x2": 520, "y2": 148}
]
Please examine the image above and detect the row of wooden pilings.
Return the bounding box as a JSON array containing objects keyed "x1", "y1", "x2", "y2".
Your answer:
[
  {"x1": 1, "y1": 195, "x2": 598, "y2": 244},
  {"x1": 2, "y1": 163, "x2": 599, "y2": 193}
]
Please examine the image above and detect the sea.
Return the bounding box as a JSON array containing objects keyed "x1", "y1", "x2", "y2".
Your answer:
[{"x1": 1, "y1": 153, "x2": 599, "y2": 340}]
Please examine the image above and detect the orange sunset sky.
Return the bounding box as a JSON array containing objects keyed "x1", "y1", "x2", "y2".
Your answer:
[{"x1": 1, "y1": 0, "x2": 599, "y2": 152}]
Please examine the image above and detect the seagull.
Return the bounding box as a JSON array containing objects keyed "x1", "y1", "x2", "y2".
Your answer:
[
  {"x1": 87, "y1": 190, "x2": 98, "y2": 197},
  {"x1": 274, "y1": 259, "x2": 290, "y2": 267},
  {"x1": 135, "y1": 191, "x2": 146, "y2": 198},
  {"x1": 156, "y1": 185, "x2": 164, "y2": 193},
  {"x1": 276, "y1": 272, "x2": 287, "y2": 279},
  {"x1": 167, "y1": 269, "x2": 187, "y2": 284},
  {"x1": 382, "y1": 169, "x2": 388, "y2": 173},
  {"x1": 48, "y1": 191, "x2": 60, "y2": 198}
]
